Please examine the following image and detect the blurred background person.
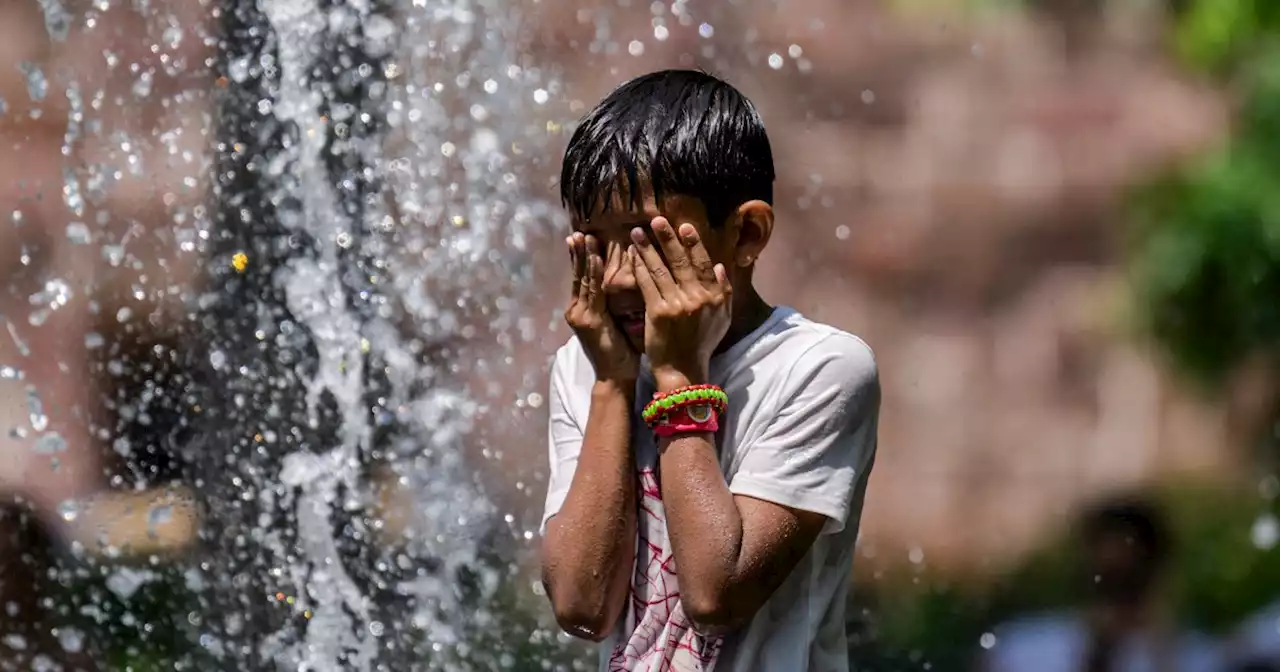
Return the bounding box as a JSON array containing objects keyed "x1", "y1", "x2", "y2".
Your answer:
[{"x1": 979, "y1": 496, "x2": 1221, "y2": 672}]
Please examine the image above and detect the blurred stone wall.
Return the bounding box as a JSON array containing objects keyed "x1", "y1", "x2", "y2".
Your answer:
[{"x1": 511, "y1": 0, "x2": 1238, "y2": 569}]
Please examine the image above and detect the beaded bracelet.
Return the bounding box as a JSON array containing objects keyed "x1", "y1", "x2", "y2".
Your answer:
[{"x1": 641, "y1": 384, "x2": 728, "y2": 427}]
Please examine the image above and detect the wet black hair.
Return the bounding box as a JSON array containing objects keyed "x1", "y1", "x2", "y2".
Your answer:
[
  {"x1": 560, "y1": 69, "x2": 776, "y2": 229},
  {"x1": 1079, "y1": 496, "x2": 1172, "y2": 567}
]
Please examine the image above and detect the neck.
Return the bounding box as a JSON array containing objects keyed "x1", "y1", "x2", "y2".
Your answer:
[{"x1": 716, "y1": 284, "x2": 773, "y2": 355}]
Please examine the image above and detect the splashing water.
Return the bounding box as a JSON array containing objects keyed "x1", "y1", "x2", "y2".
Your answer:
[
  {"x1": 186, "y1": 0, "x2": 567, "y2": 668},
  {"x1": 2, "y1": 0, "x2": 568, "y2": 667}
]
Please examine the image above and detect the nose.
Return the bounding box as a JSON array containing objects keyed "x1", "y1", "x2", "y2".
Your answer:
[{"x1": 601, "y1": 241, "x2": 636, "y2": 294}]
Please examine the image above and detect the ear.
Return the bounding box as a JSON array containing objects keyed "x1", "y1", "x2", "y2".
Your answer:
[{"x1": 731, "y1": 200, "x2": 773, "y2": 268}]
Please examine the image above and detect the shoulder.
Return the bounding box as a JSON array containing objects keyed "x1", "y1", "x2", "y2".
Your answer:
[{"x1": 766, "y1": 311, "x2": 878, "y2": 399}]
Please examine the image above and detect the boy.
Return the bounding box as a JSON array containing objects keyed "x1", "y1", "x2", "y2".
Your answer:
[{"x1": 540, "y1": 69, "x2": 880, "y2": 671}]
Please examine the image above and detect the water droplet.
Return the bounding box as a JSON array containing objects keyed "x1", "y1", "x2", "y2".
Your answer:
[
  {"x1": 861, "y1": 90, "x2": 876, "y2": 104},
  {"x1": 26, "y1": 387, "x2": 48, "y2": 432},
  {"x1": 628, "y1": 40, "x2": 645, "y2": 56},
  {"x1": 35, "y1": 0, "x2": 71, "y2": 41},
  {"x1": 148, "y1": 504, "x2": 174, "y2": 534},
  {"x1": 55, "y1": 627, "x2": 83, "y2": 653},
  {"x1": 1253, "y1": 514, "x2": 1279, "y2": 550},
  {"x1": 162, "y1": 25, "x2": 184, "y2": 49},
  {"x1": 980, "y1": 632, "x2": 997, "y2": 649},
  {"x1": 34, "y1": 433, "x2": 67, "y2": 454},
  {"x1": 105, "y1": 567, "x2": 156, "y2": 599},
  {"x1": 101, "y1": 244, "x2": 125, "y2": 267},
  {"x1": 698, "y1": 23, "x2": 714, "y2": 38},
  {"x1": 835, "y1": 225, "x2": 850, "y2": 240},
  {"x1": 18, "y1": 63, "x2": 47, "y2": 102},
  {"x1": 132, "y1": 72, "x2": 153, "y2": 98},
  {"x1": 29, "y1": 279, "x2": 72, "y2": 310},
  {"x1": 209, "y1": 350, "x2": 226, "y2": 369},
  {"x1": 788, "y1": 44, "x2": 804, "y2": 58},
  {"x1": 908, "y1": 547, "x2": 924, "y2": 564},
  {"x1": 533, "y1": 89, "x2": 548, "y2": 105},
  {"x1": 767, "y1": 53, "x2": 784, "y2": 70},
  {"x1": 57, "y1": 499, "x2": 80, "y2": 522},
  {"x1": 65, "y1": 222, "x2": 91, "y2": 244}
]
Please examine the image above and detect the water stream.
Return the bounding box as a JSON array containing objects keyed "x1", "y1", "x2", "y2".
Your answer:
[{"x1": 195, "y1": 0, "x2": 565, "y2": 668}]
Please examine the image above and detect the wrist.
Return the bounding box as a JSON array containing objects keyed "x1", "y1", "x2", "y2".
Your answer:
[
  {"x1": 651, "y1": 365, "x2": 708, "y2": 393},
  {"x1": 592, "y1": 378, "x2": 636, "y2": 402}
]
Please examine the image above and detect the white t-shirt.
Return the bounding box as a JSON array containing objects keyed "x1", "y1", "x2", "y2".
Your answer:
[{"x1": 542, "y1": 307, "x2": 880, "y2": 672}]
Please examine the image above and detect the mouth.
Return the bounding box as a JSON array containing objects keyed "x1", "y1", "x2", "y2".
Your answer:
[{"x1": 614, "y1": 310, "x2": 646, "y2": 339}]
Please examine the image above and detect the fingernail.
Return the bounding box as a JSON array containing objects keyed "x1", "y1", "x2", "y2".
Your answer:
[{"x1": 630, "y1": 228, "x2": 646, "y2": 244}]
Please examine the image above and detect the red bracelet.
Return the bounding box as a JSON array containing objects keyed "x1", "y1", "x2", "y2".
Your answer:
[{"x1": 651, "y1": 402, "x2": 720, "y2": 437}]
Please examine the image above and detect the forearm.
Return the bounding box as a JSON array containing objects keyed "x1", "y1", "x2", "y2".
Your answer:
[
  {"x1": 657, "y1": 431, "x2": 744, "y2": 628},
  {"x1": 651, "y1": 370, "x2": 746, "y2": 630},
  {"x1": 541, "y1": 380, "x2": 636, "y2": 640}
]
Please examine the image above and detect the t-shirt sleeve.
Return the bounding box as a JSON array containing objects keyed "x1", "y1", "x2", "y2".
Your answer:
[
  {"x1": 727, "y1": 334, "x2": 879, "y2": 534},
  {"x1": 541, "y1": 347, "x2": 584, "y2": 534}
]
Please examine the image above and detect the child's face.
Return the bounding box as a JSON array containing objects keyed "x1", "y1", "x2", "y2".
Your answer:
[{"x1": 572, "y1": 188, "x2": 741, "y2": 353}]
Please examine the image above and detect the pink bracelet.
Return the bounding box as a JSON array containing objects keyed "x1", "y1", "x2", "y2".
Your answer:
[{"x1": 651, "y1": 403, "x2": 720, "y2": 437}]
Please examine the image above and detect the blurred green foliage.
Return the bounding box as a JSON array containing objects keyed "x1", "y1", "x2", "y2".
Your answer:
[
  {"x1": 1130, "y1": 1, "x2": 1280, "y2": 384},
  {"x1": 1173, "y1": 0, "x2": 1280, "y2": 74}
]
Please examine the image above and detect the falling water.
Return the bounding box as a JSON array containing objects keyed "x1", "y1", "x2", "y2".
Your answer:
[
  {"x1": 2, "y1": 0, "x2": 569, "y2": 668},
  {"x1": 190, "y1": 0, "x2": 567, "y2": 668}
]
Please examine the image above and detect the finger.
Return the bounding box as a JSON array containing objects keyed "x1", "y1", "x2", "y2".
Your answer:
[
  {"x1": 649, "y1": 217, "x2": 697, "y2": 284},
  {"x1": 714, "y1": 263, "x2": 733, "y2": 300},
  {"x1": 574, "y1": 233, "x2": 590, "y2": 280},
  {"x1": 573, "y1": 234, "x2": 591, "y2": 304},
  {"x1": 585, "y1": 235, "x2": 605, "y2": 312},
  {"x1": 566, "y1": 235, "x2": 580, "y2": 298},
  {"x1": 630, "y1": 244, "x2": 665, "y2": 307},
  {"x1": 630, "y1": 226, "x2": 677, "y2": 297},
  {"x1": 677, "y1": 223, "x2": 717, "y2": 283}
]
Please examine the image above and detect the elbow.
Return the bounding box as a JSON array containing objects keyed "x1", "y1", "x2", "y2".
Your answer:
[
  {"x1": 549, "y1": 600, "x2": 614, "y2": 642},
  {"x1": 681, "y1": 591, "x2": 748, "y2": 637},
  {"x1": 544, "y1": 580, "x2": 616, "y2": 643}
]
